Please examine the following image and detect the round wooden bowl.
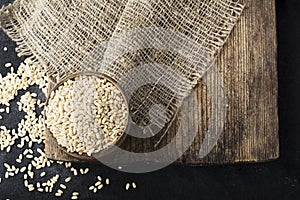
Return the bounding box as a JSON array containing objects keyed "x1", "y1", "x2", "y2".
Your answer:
[{"x1": 45, "y1": 72, "x2": 129, "y2": 161}]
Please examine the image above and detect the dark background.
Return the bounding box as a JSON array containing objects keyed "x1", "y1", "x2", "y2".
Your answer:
[{"x1": 0, "y1": 0, "x2": 299, "y2": 199}]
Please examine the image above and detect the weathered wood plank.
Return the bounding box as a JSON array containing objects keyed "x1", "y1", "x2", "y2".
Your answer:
[{"x1": 45, "y1": 0, "x2": 279, "y2": 165}]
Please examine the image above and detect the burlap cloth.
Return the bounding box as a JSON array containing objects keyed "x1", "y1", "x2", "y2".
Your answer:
[{"x1": 0, "y1": 0, "x2": 244, "y2": 140}]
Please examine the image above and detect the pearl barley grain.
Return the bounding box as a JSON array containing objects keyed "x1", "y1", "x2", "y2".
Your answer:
[
  {"x1": 0, "y1": 57, "x2": 140, "y2": 197},
  {"x1": 45, "y1": 75, "x2": 128, "y2": 156},
  {"x1": 132, "y1": 182, "x2": 137, "y2": 189},
  {"x1": 65, "y1": 177, "x2": 71, "y2": 183},
  {"x1": 125, "y1": 183, "x2": 130, "y2": 190},
  {"x1": 60, "y1": 184, "x2": 67, "y2": 189},
  {"x1": 98, "y1": 184, "x2": 104, "y2": 190},
  {"x1": 5, "y1": 63, "x2": 12, "y2": 68},
  {"x1": 84, "y1": 168, "x2": 89, "y2": 174},
  {"x1": 89, "y1": 185, "x2": 94, "y2": 191},
  {"x1": 72, "y1": 192, "x2": 79, "y2": 196},
  {"x1": 40, "y1": 172, "x2": 46, "y2": 177}
]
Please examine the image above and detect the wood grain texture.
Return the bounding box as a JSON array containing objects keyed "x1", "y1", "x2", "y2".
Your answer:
[{"x1": 45, "y1": 0, "x2": 279, "y2": 165}]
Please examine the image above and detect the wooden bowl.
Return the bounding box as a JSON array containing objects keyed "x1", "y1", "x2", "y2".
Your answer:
[{"x1": 45, "y1": 72, "x2": 129, "y2": 161}]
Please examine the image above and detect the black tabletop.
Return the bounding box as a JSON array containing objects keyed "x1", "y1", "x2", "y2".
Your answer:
[{"x1": 0, "y1": 0, "x2": 299, "y2": 200}]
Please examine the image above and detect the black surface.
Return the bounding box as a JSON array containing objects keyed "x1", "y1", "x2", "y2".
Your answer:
[{"x1": 0, "y1": 0, "x2": 299, "y2": 200}]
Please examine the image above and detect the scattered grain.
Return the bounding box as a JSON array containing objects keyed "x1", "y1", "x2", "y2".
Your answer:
[
  {"x1": 65, "y1": 177, "x2": 71, "y2": 183},
  {"x1": 93, "y1": 187, "x2": 97, "y2": 193},
  {"x1": 40, "y1": 172, "x2": 46, "y2": 177},
  {"x1": 38, "y1": 188, "x2": 44, "y2": 192},
  {"x1": 72, "y1": 192, "x2": 79, "y2": 196},
  {"x1": 55, "y1": 192, "x2": 62, "y2": 197},
  {"x1": 20, "y1": 167, "x2": 26, "y2": 173},
  {"x1": 98, "y1": 184, "x2": 104, "y2": 190},
  {"x1": 60, "y1": 184, "x2": 67, "y2": 189},
  {"x1": 0, "y1": 57, "x2": 135, "y2": 197},
  {"x1": 5, "y1": 63, "x2": 12, "y2": 68},
  {"x1": 125, "y1": 183, "x2": 130, "y2": 190},
  {"x1": 89, "y1": 185, "x2": 95, "y2": 190},
  {"x1": 132, "y1": 182, "x2": 137, "y2": 189}
]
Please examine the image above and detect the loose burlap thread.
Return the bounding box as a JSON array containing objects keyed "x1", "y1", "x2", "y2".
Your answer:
[{"x1": 0, "y1": 0, "x2": 244, "y2": 145}]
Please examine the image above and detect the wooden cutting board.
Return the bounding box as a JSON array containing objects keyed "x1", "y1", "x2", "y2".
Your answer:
[{"x1": 45, "y1": 0, "x2": 279, "y2": 165}]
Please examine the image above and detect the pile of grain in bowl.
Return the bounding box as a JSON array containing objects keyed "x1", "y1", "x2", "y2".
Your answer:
[{"x1": 45, "y1": 74, "x2": 128, "y2": 156}]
